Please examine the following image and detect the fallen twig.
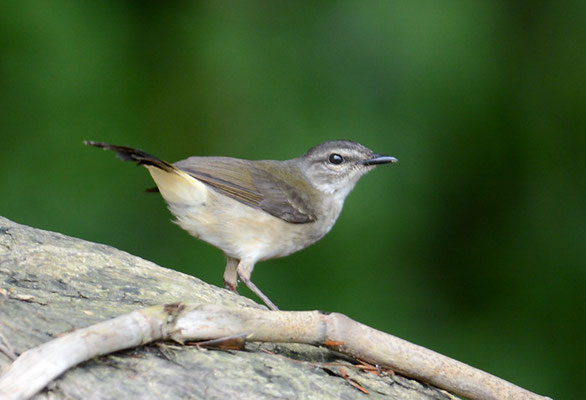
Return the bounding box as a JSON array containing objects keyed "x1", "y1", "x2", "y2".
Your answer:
[{"x1": 0, "y1": 303, "x2": 551, "y2": 400}]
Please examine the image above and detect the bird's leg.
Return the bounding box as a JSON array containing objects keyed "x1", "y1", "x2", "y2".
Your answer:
[
  {"x1": 223, "y1": 256, "x2": 239, "y2": 293},
  {"x1": 237, "y1": 260, "x2": 279, "y2": 311}
]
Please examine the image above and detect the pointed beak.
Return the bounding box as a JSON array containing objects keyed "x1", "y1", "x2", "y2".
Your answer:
[{"x1": 362, "y1": 154, "x2": 398, "y2": 166}]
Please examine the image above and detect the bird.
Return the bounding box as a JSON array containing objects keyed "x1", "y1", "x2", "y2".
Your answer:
[{"x1": 85, "y1": 140, "x2": 397, "y2": 310}]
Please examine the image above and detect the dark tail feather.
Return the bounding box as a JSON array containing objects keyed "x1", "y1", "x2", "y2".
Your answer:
[{"x1": 84, "y1": 141, "x2": 175, "y2": 172}]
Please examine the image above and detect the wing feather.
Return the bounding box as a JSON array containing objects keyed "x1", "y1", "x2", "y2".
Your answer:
[{"x1": 175, "y1": 157, "x2": 316, "y2": 224}]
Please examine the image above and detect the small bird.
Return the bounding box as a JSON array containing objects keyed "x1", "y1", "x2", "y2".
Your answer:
[{"x1": 85, "y1": 140, "x2": 397, "y2": 310}]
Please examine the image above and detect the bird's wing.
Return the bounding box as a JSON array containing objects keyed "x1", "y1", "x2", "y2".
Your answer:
[{"x1": 175, "y1": 157, "x2": 317, "y2": 224}]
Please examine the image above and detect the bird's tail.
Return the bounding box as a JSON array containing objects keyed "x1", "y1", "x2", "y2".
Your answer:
[
  {"x1": 84, "y1": 141, "x2": 176, "y2": 173},
  {"x1": 85, "y1": 140, "x2": 208, "y2": 205}
]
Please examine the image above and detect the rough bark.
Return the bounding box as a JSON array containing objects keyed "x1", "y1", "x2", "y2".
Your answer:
[{"x1": 0, "y1": 216, "x2": 453, "y2": 400}]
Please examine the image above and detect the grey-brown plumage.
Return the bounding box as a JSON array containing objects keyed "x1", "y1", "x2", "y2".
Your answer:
[
  {"x1": 85, "y1": 140, "x2": 397, "y2": 310},
  {"x1": 176, "y1": 157, "x2": 317, "y2": 223}
]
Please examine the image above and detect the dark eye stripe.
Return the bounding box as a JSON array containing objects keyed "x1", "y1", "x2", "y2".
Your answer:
[{"x1": 328, "y1": 153, "x2": 344, "y2": 165}]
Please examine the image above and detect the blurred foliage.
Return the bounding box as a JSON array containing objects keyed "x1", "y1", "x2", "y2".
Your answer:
[{"x1": 1, "y1": 1, "x2": 584, "y2": 398}]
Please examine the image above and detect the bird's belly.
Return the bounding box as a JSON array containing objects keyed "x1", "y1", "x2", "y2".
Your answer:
[{"x1": 167, "y1": 190, "x2": 328, "y2": 262}]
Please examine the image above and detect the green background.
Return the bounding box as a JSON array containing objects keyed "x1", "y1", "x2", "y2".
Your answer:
[{"x1": 1, "y1": 2, "x2": 584, "y2": 398}]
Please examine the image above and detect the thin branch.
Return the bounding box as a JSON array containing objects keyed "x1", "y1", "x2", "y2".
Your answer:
[{"x1": 0, "y1": 304, "x2": 551, "y2": 400}]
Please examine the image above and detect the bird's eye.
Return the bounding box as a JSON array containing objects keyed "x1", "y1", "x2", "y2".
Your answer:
[{"x1": 328, "y1": 153, "x2": 344, "y2": 165}]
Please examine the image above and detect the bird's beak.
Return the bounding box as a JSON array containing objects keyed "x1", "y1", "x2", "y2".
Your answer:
[{"x1": 362, "y1": 154, "x2": 398, "y2": 166}]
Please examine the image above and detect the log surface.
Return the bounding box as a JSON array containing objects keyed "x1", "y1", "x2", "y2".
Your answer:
[{"x1": 0, "y1": 216, "x2": 452, "y2": 400}]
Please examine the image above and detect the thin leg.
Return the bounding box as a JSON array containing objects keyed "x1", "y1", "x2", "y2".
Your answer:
[
  {"x1": 223, "y1": 256, "x2": 239, "y2": 293},
  {"x1": 237, "y1": 261, "x2": 279, "y2": 311}
]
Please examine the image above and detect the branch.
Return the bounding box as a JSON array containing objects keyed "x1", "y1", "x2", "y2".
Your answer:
[
  {"x1": 0, "y1": 303, "x2": 551, "y2": 400},
  {"x1": 0, "y1": 216, "x2": 552, "y2": 400}
]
